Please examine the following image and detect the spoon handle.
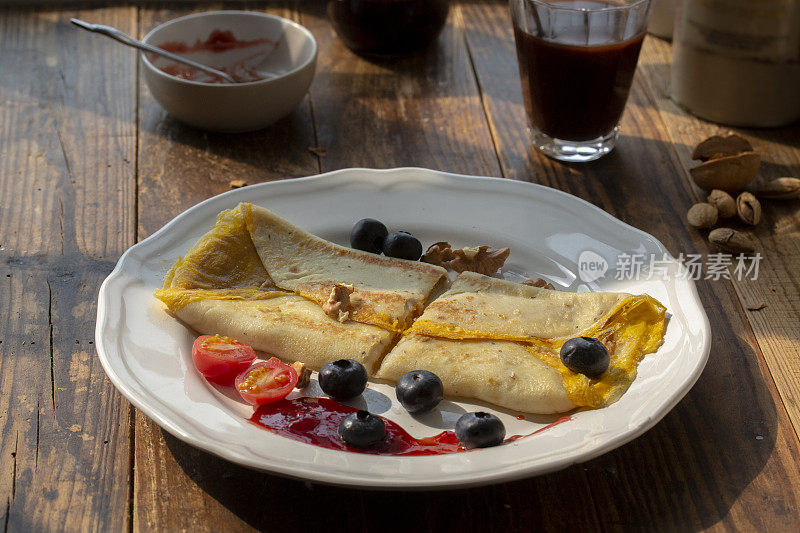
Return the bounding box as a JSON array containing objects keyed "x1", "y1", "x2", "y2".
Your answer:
[{"x1": 70, "y1": 18, "x2": 238, "y2": 84}]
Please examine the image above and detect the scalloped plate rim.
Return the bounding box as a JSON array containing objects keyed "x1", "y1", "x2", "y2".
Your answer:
[{"x1": 95, "y1": 167, "x2": 711, "y2": 489}]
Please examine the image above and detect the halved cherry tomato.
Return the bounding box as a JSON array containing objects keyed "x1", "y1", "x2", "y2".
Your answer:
[
  {"x1": 192, "y1": 334, "x2": 256, "y2": 385},
  {"x1": 235, "y1": 358, "x2": 298, "y2": 406}
]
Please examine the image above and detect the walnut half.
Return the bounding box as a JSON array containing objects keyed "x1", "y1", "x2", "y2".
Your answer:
[
  {"x1": 422, "y1": 241, "x2": 510, "y2": 276},
  {"x1": 291, "y1": 362, "x2": 312, "y2": 389},
  {"x1": 522, "y1": 277, "x2": 555, "y2": 290},
  {"x1": 322, "y1": 283, "x2": 354, "y2": 322},
  {"x1": 421, "y1": 241, "x2": 456, "y2": 265}
]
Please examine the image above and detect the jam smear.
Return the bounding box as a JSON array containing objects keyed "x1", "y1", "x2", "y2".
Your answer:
[
  {"x1": 151, "y1": 29, "x2": 277, "y2": 83},
  {"x1": 506, "y1": 415, "x2": 572, "y2": 442},
  {"x1": 251, "y1": 398, "x2": 460, "y2": 455},
  {"x1": 158, "y1": 63, "x2": 265, "y2": 84},
  {"x1": 250, "y1": 397, "x2": 571, "y2": 455},
  {"x1": 158, "y1": 29, "x2": 274, "y2": 55}
]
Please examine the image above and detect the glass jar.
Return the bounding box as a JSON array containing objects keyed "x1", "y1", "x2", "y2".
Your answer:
[
  {"x1": 327, "y1": 0, "x2": 450, "y2": 56},
  {"x1": 670, "y1": 0, "x2": 800, "y2": 127},
  {"x1": 648, "y1": 0, "x2": 675, "y2": 39}
]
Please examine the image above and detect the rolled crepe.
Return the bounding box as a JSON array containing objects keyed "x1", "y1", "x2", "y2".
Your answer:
[
  {"x1": 173, "y1": 297, "x2": 392, "y2": 372},
  {"x1": 155, "y1": 205, "x2": 394, "y2": 371},
  {"x1": 377, "y1": 272, "x2": 667, "y2": 412},
  {"x1": 243, "y1": 203, "x2": 448, "y2": 331},
  {"x1": 156, "y1": 205, "x2": 667, "y2": 414},
  {"x1": 377, "y1": 335, "x2": 574, "y2": 413},
  {"x1": 408, "y1": 272, "x2": 631, "y2": 341}
]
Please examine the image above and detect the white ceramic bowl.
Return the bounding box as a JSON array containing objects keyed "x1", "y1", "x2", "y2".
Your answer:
[{"x1": 141, "y1": 11, "x2": 317, "y2": 132}]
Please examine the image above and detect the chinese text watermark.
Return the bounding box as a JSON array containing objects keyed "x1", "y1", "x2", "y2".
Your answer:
[{"x1": 612, "y1": 252, "x2": 761, "y2": 281}]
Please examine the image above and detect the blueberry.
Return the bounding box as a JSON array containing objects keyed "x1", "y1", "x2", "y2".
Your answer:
[
  {"x1": 350, "y1": 218, "x2": 388, "y2": 254},
  {"x1": 455, "y1": 412, "x2": 506, "y2": 449},
  {"x1": 396, "y1": 370, "x2": 443, "y2": 414},
  {"x1": 559, "y1": 337, "x2": 610, "y2": 378},
  {"x1": 338, "y1": 410, "x2": 386, "y2": 447},
  {"x1": 383, "y1": 231, "x2": 422, "y2": 260},
  {"x1": 319, "y1": 359, "x2": 368, "y2": 400}
]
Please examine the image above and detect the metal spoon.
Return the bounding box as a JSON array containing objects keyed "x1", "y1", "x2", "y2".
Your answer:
[{"x1": 70, "y1": 18, "x2": 238, "y2": 83}]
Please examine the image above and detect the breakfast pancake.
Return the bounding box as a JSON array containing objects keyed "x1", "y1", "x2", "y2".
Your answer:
[
  {"x1": 377, "y1": 272, "x2": 667, "y2": 412},
  {"x1": 408, "y1": 271, "x2": 632, "y2": 341},
  {"x1": 156, "y1": 205, "x2": 667, "y2": 414},
  {"x1": 173, "y1": 297, "x2": 393, "y2": 372},
  {"x1": 243, "y1": 203, "x2": 448, "y2": 331},
  {"x1": 377, "y1": 335, "x2": 574, "y2": 414},
  {"x1": 155, "y1": 206, "x2": 393, "y2": 371}
]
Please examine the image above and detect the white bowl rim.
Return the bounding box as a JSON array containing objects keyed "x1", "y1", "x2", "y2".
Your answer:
[{"x1": 140, "y1": 10, "x2": 318, "y2": 88}]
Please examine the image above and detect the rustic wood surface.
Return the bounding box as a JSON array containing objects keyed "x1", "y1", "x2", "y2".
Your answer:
[{"x1": 1, "y1": 1, "x2": 799, "y2": 531}]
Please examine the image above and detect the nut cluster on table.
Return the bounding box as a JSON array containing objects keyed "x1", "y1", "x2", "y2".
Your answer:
[{"x1": 686, "y1": 134, "x2": 800, "y2": 254}]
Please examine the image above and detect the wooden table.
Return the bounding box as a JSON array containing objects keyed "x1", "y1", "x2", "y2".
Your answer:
[{"x1": 2, "y1": 1, "x2": 799, "y2": 530}]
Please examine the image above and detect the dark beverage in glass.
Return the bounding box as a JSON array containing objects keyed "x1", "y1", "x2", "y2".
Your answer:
[
  {"x1": 510, "y1": 0, "x2": 652, "y2": 162},
  {"x1": 328, "y1": 0, "x2": 450, "y2": 56}
]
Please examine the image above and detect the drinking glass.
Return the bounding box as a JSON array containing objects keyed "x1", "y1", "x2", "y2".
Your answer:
[{"x1": 510, "y1": 0, "x2": 652, "y2": 162}]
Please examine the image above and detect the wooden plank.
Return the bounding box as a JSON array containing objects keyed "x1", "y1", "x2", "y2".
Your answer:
[
  {"x1": 638, "y1": 37, "x2": 800, "y2": 440},
  {"x1": 135, "y1": 2, "x2": 319, "y2": 239},
  {"x1": 133, "y1": 3, "x2": 320, "y2": 532},
  {"x1": 301, "y1": 2, "x2": 501, "y2": 174},
  {"x1": 133, "y1": 3, "x2": 601, "y2": 532},
  {"x1": 460, "y1": 1, "x2": 800, "y2": 530},
  {"x1": 0, "y1": 5, "x2": 136, "y2": 531},
  {"x1": 302, "y1": 3, "x2": 602, "y2": 531}
]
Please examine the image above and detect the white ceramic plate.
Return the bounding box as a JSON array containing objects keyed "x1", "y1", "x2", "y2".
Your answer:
[{"x1": 96, "y1": 168, "x2": 710, "y2": 489}]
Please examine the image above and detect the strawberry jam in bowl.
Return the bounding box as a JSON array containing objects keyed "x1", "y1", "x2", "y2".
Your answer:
[
  {"x1": 153, "y1": 28, "x2": 276, "y2": 84},
  {"x1": 140, "y1": 11, "x2": 317, "y2": 132}
]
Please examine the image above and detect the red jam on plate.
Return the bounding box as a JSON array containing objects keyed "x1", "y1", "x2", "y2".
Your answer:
[{"x1": 250, "y1": 397, "x2": 571, "y2": 455}]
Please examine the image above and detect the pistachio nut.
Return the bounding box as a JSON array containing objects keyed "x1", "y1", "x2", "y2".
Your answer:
[
  {"x1": 736, "y1": 192, "x2": 762, "y2": 225},
  {"x1": 687, "y1": 203, "x2": 718, "y2": 228},
  {"x1": 756, "y1": 177, "x2": 800, "y2": 200},
  {"x1": 707, "y1": 189, "x2": 737, "y2": 218},
  {"x1": 709, "y1": 228, "x2": 755, "y2": 254}
]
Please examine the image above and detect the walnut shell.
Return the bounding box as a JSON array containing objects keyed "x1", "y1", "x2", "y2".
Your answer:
[
  {"x1": 736, "y1": 192, "x2": 761, "y2": 225},
  {"x1": 692, "y1": 134, "x2": 753, "y2": 161},
  {"x1": 687, "y1": 203, "x2": 718, "y2": 228},
  {"x1": 707, "y1": 189, "x2": 737, "y2": 218},
  {"x1": 689, "y1": 151, "x2": 761, "y2": 192},
  {"x1": 756, "y1": 177, "x2": 800, "y2": 200}
]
